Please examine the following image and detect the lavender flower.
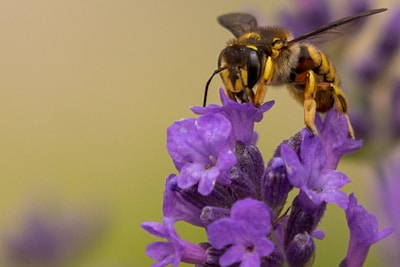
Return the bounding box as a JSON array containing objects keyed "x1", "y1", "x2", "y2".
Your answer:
[
  {"x1": 143, "y1": 88, "x2": 390, "y2": 266},
  {"x1": 262, "y1": 156, "x2": 292, "y2": 215},
  {"x1": 342, "y1": 5, "x2": 400, "y2": 143},
  {"x1": 285, "y1": 233, "x2": 315, "y2": 267},
  {"x1": 5, "y1": 214, "x2": 70, "y2": 266},
  {"x1": 278, "y1": 3, "x2": 399, "y2": 267},
  {"x1": 348, "y1": 0, "x2": 371, "y2": 14},
  {"x1": 141, "y1": 217, "x2": 207, "y2": 266},
  {"x1": 355, "y1": 8, "x2": 400, "y2": 83},
  {"x1": 3, "y1": 208, "x2": 102, "y2": 267},
  {"x1": 167, "y1": 112, "x2": 237, "y2": 195},
  {"x1": 348, "y1": 106, "x2": 372, "y2": 140},
  {"x1": 279, "y1": 0, "x2": 372, "y2": 47},
  {"x1": 375, "y1": 146, "x2": 400, "y2": 265},
  {"x1": 280, "y1": 129, "x2": 350, "y2": 209},
  {"x1": 315, "y1": 109, "x2": 362, "y2": 169},
  {"x1": 378, "y1": 147, "x2": 400, "y2": 232},
  {"x1": 207, "y1": 198, "x2": 275, "y2": 267},
  {"x1": 283, "y1": 192, "x2": 327, "y2": 248},
  {"x1": 141, "y1": 0, "x2": 396, "y2": 267},
  {"x1": 279, "y1": 0, "x2": 330, "y2": 37},
  {"x1": 162, "y1": 174, "x2": 204, "y2": 227},
  {"x1": 192, "y1": 89, "x2": 274, "y2": 145},
  {"x1": 391, "y1": 80, "x2": 400, "y2": 136},
  {"x1": 340, "y1": 194, "x2": 392, "y2": 267}
]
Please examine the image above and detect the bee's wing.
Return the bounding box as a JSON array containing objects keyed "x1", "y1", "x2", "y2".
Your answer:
[
  {"x1": 288, "y1": 8, "x2": 387, "y2": 45},
  {"x1": 218, "y1": 13, "x2": 258, "y2": 38}
]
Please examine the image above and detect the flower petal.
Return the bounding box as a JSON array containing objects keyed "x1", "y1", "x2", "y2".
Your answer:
[{"x1": 280, "y1": 144, "x2": 306, "y2": 187}]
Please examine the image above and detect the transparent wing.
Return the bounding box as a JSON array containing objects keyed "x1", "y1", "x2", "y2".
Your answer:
[
  {"x1": 217, "y1": 13, "x2": 258, "y2": 38},
  {"x1": 288, "y1": 8, "x2": 387, "y2": 45}
]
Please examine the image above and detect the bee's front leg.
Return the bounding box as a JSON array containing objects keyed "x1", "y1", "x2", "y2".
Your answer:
[{"x1": 254, "y1": 56, "x2": 273, "y2": 107}]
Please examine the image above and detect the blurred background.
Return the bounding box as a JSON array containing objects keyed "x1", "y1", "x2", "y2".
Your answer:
[{"x1": 0, "y1": 0, "x2": 398, "y2": 266}]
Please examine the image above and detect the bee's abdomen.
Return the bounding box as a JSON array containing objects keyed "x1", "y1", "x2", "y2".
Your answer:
[{"x1": 295, "y1": 44, "x2": 338, "y2": 85}]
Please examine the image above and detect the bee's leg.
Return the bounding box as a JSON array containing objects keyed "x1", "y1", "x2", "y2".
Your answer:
[
  {"x1": 238, "y1": 72, "x2": 254, "y2": 103},
  {"x1": 293, "y1": 70, "x2": 318, "y2": 135},
  {"x1": 246, "y1": 88, "x2": 255, "y2": 103},
  {"x1": 342, "y1": 114, "x2": 355, "y2": 139},
  {"x1": 303, "y1": 70, "x2": 318, "y2": 136},
  {"x1": 254, "y1": 56, "x2": 273, "y2": 107},
  {"x1": 330, "y1": 84, "x2": 355, "y2": 138}
]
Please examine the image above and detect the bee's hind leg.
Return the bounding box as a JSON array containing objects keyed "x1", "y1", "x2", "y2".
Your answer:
[{"x1": 330, "y1": 83, "x2": 355, "y2": 138}]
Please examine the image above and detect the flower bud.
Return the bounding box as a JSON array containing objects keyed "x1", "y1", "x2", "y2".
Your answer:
[{"x1": 286, "y1": 233, "x2": 315, "y2": 267}]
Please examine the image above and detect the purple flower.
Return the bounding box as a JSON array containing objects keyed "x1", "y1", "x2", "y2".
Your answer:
[
  {"x1": 355, "y1": 8, "x2": 400, "y2": 82},
  {"x1": 348, "y1": 106, "x2": 372, "y2": 140},
  {"x1": 234, "y1": 142, "x2": 265, "y2": 195},
  {"x1": 378, "y1": 147, "x2": 400, "y2": 231},
  {"x1": 375, "y1": 146, "x2": 400, "y2": 265},
  {"x1": 192, "y1": 89, "x2": 274, "y2": 146},
  {"x1": 340, "y1": 194, "x2": 392, "y2": 267},
  {"x1": 279, "y1": 0, "x2": 330, "y2": 37},
  {"x1": 348, "y1": 0, "x2": 371, "y2": 14},
  {"x1": 142, "y1": 3, "x2": 394, "y2": 266},
  {"x1": 391, "y1": 80, "x2": 400, "y2": 136},
  {"x1": 375, "y1": 8, "x2": 400, "y2": 58},
  {"x1": 270, "y1": 131, "x2": 303, "y2": 187},
  {"x1": 4, "y1": 209, "x2": 101, "y2": 266},
  {"x1": 315, "y1": 109, "x2": 362, "y2": 169},
  {"x1": 283, "y1": 192, "x2": 326, "y2": 249},
  {"x1": 262, "y1": 156, "x2": 292, "y2": 215},
  {"x1": 280, "y1": 130, "x2": 350, "y2": 209},
  {"x1": 162, "y1": 174, "x2": 204, "y2": 226},
  {"x1": 285, "y1": 233, "x2": 315, "y2": 267},
  {"x1": 272, "y1": 215, "x2": 288, "y2": 253},
  {"x1": 141, "y1": 217, "x2": 207, "y2": 267},
  {"x1": 167, "y1": 113, "x2": 237, "y2": 195},
  {"x1": 207, "y1": 198, "x2": 275, "y2": 267}
]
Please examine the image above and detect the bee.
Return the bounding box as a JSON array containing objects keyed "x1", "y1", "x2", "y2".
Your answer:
[{"x1": 204, "y1": 8, "x2": 387, "y2": 138}]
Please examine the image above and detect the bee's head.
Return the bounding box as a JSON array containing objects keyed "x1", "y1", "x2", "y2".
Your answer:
[
  {"x1": 203, "y1": 45, "x2": 262, "y2": 107},
  {"x1": 218, "y1": 45, "x2": 262, "y2": 93}
]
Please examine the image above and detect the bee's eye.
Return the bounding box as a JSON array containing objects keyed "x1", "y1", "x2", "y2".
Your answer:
[{"x1": 247, "y1": 50, "x2": 261, "y2": 89}]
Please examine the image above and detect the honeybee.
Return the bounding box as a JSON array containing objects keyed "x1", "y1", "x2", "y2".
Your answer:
[{"x1": 204, "y1": 8, "x2": 387, "y2": 138}]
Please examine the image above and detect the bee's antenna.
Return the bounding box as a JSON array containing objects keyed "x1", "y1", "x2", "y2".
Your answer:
[{"x1": 203, "y1": 67, "x2": 227, "y2": 107}]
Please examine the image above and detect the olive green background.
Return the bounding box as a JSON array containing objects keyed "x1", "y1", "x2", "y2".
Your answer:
[{"x1": 0, "y1": 0, "x2": 396, "y2": 266}]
